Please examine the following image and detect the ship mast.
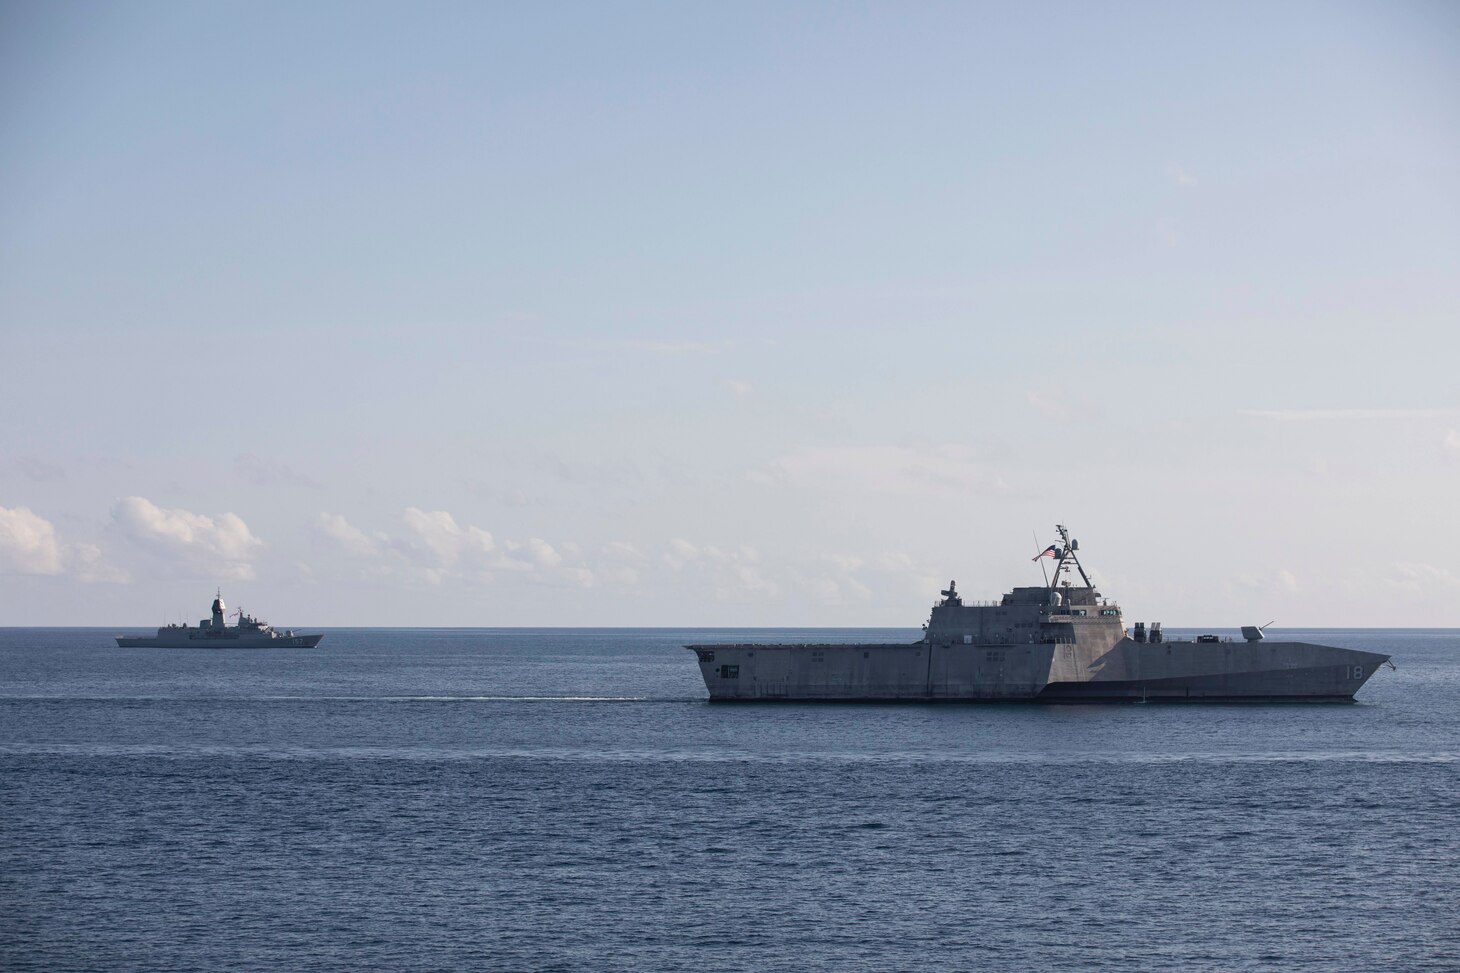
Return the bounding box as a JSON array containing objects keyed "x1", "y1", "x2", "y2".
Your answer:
[{"x1": 1048, "y1": 524, "x2": 1095, "y2": 590}]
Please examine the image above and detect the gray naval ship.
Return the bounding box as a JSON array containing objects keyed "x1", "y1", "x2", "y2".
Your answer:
[
  {"x1": 115, "y1": 591, "x2": 323, "y2": 648},
  {"x1": 688, "y1": 526, "x2": 1390, "y2": 702}
]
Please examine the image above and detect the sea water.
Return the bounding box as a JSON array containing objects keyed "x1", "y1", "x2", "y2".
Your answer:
[{"x1": 2, "y1": 627, "x2": 1457, "y2": 972}]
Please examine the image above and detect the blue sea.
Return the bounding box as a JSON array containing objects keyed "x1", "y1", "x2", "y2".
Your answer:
[{"x1": 3, "y1": 627, "x2": 1458, "y2": 972}]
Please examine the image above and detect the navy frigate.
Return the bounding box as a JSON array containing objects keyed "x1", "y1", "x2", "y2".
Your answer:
[
  {"x1": 115, "y1": 591, "x2": 323, "y2": 648},
  {"x1": 687, "y1": 526, "x2": 1389, "y2": 702}
]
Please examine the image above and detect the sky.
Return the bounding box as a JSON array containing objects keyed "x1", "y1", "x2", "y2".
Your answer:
[{"x1": 2, "y1": 0, "x2": 1458, "y2": 627}]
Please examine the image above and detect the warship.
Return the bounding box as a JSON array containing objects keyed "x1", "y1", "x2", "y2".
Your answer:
[
  {"x1": 687, "y1": 526, "x2": 1390, "y2": 702},
  {"x1": 115, "y1": 591, "x2": 323, "y2": 648}
]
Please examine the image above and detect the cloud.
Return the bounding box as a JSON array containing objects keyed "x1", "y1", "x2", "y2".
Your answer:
[
  {"x1": 664, "y1": 537, "x2": 701, "y2": 569},
  {"x1": 1170, "y1": 164, "x2": 1199, "y2": 188},
  {"x1": 725, "y1": 563, "x2": 778, "y2": 598},
  {"x1": 662, "y1": 540, "x2": 939, "y2": 608},
  {"x1": 597, "y1": 542, "x2": 644, "y2": 584},
  {"x1": 72, "y1": 543, "x2": 130, "y2": 583},
  {"x1": 1240, "y1": 408, "x2": 1453, "y2": 421},
  {"x1": 317, "y1": 507, "x2": 623, "y2": 589},
  {"x1": 505, "y1": 537, "x2": 561, "y2": 570},
  {"x1": 235, "y1": 453, "x2": 320, "y2": 488},
  {"x1": 112, "y1": 496, "x2": 263, "y2": 580},
  {"x1": 1444, "y1": 429, "x2": 1460, "y2": 457},
  {"x1": 0, "y1": 505, "x2": 130, "y2": 582},
  {"x1": 1377, "y1": 562, "x2": 1460, "y2": 600},
  {"x1": 317, "y1": 513, "x2": 381, "y2": 558},
  {"x1": 0, "y1": 505, "x2": 64, "y2": 575},
  {"x1": 759, "y1": 444, "x2": 1010, "y2": 499},
  {"x1": 724, "y1": 379, "x2": 754, "y2": 397},
  {"x1": 792, "y1": 568, "x2": 873, "y2": 605},
  {"x1": 400, "y1": 508, "x2": 496, "y2": 580},
  {"x1": 602, "y1": 541, "x2": 644, "y2": 562},
  {"x1": 660, "y1": 539, "x2": 776, "y2": 599},
  {"x1": 528, "y1": 538, "x2": 561, "y2": 569}
]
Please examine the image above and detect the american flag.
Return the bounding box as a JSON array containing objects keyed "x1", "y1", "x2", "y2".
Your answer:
[{"x1": 1032, "y1": 545, "x2": 1061, "y2": 561}]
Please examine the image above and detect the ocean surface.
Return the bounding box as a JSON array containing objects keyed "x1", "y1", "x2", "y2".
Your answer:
[{"x1": 2, "y1": 626, "x2": 1457, "y2": 972}]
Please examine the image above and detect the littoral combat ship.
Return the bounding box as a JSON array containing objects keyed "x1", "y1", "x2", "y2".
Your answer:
[
  {"x1": 687, "y1": 526, "x2": 1389, "y2": 702},
  {"x1": 115, "y1": 591, "x2": 323, "y2": 648}
]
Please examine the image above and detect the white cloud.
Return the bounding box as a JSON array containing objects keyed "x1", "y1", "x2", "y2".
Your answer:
[
  {"x1": 317, "y1": 513, "x2": 381, "y2": 558},
  {"x1": 1380, "y1": 562, "x2": 1460, "y2": 599},
  {"x1": 72, "y1": 543, "x2": 130, "y2": 583},
  {"x1": 1170, "y1": 164, "x2": 1199, "y2": 187},
  {"x1": 1444, "y1": 429, "x2": 1460, "y2": 456},
  {"x1": 660, "y1": 539, "x2": 777, "y2": 600},
  {"x1": 402, "y1": 508, "x2": 495, "y2": 567},
  {"x1": 314, "y1": 507, "x2": 618, "y2": 589},
  {"x1": 602, "y1": 541, "x2": 645, "y2": 562},
  {"x1": 505, "y1": 534, "x2": 560, "y2": 572},
  {"x1": 522, "y1": 537, "x2": 562, "y2": 570},
  {"x1": 724, "y1": 379, "x2": 754, "y2": 397},
  {"x1": 664, "y1": 537, "x2": 701, "y2": 569},
  {"x1": 1240, "y1": 408, "x2": 1453, "y2": 421},
  {"x1": 723, "y1": 562, "x2": 777, "y2": 599},
  {"x1": 560, "y1": 566, "x2": 596, "y2": 586},
  {"x1": 112, "y1": 496, "x2": 263, "y2": 580},
  {"x1": 793, "y1": 570, "x2": 873, "y2": 605},
  {"x1": 596, "y1": 542, "x2": 644, "y2": 584},
  {"x1": 0, "y1": 505, "x2": 64, "y2": 575},
  {"x1": 0, "y1": 506, "x2": 129, "y2": 582}
]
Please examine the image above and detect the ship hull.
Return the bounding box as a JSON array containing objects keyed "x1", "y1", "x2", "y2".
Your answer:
[
  {"x1": 115, "y1": 633, "x2": 324, "y2": 648},
  {"x1": 686, "y1": 639, "x2": 1389, "y2": 703}
]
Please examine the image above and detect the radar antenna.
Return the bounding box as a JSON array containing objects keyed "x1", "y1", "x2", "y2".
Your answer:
[{"x1": 1048, "y1": 524, "x2": 1095, "y2": 590}]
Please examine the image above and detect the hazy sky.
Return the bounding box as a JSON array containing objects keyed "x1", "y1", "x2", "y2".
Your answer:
[{"x1": 2, "y1": 1, "x2": 1457, "y2": 626}]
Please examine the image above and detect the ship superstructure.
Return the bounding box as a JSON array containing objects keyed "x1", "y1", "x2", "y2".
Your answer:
[
  {"x1": 115, "y1": 590, "x2": 323, "y2": 648},
  {"x1": 687, "y1": 526, "x2": 1389, "y2": 702}
]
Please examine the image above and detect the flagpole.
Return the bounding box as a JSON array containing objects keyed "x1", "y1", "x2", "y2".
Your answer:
[{"x1": 1034, "y1": 530, "x2": 1049, "y2": 586}]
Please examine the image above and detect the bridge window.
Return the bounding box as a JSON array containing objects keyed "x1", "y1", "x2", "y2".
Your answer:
[{"x1": 719, "y1": 665, "x2": 739, "y2": 678}]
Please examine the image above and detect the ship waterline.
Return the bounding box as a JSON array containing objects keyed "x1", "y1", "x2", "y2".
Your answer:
[
  {"x1": 687, "y1": 639, "x2": 1388, "y2": 702},
  {"x1": 687, "y1": 527, "x2": 1389, "y2": 703}
]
